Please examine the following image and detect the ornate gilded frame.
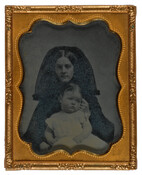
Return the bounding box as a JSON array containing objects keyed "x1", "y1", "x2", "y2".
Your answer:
[{"x1": 5, "y1": 5, "x2": 136, "y2": 170}]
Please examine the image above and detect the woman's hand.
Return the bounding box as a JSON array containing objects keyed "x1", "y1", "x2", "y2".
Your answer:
[{"x1": 80, "y1": 99, "x2": 91, "y2": 119}]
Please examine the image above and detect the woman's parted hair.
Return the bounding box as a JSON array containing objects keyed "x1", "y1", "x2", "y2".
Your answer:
[{"x1": 33, "y1": 46, "x2": 100, "y2": 101}]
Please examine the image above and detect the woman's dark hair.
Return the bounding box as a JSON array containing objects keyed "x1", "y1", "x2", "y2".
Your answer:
[{"x1": 33, "y1": 46, "x2": 100, "y2": 101}]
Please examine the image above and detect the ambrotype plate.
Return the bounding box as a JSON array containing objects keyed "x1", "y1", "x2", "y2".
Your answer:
[{"x1": 5, "y1": 5, "x2": 136, "y2": 170}]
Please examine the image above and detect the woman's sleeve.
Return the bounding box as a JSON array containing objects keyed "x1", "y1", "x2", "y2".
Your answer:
[{"x1": 89, "y1": 96, "x2": 114, "y2": 143}]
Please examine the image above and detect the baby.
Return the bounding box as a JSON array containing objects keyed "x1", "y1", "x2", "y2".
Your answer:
[{"x1": 41, "y1": 83, "x2": 109, "y2": 153}]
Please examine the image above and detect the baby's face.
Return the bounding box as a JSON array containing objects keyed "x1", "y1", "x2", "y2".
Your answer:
[{"x1": 60, "y1": 90, "x2": 82, "y2": 113}]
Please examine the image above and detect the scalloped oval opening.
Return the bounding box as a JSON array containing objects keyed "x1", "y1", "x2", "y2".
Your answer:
[{"x1": 18, "y1": 20, "x2": 122, "y2": 155}]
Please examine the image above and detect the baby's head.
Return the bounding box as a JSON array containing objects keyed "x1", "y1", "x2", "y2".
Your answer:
[{"x1": 59, "y1": 83, "x2": 82, "y2": 113}]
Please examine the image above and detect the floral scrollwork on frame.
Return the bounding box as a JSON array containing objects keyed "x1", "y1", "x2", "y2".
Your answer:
[
  {"x1": 5, "y1": 6, "x2": 13, "y2": 31},
  {"x1": 5, "y1": 147, "x2": 13, "y2": 169},
  {"x1": 129, "y1": 72, "x2": 136, "y2": 105},
  {"x1": 130, "y1": 144, "x2": 137, "y2": 169},
  {"x1": 111, "y1": 164, "x2": 130, "y2": 170},
  {"x1": 13, "y1": 163, "x2": 35, "y2": 170},
  {"x1": 55, "y1": 6, "x2": 82, "y2": 12},
  {"x1": 6, "y1": 72, "x2": 12, "y2": 105},
  {"x1": 13, "y1": 6, "x2": 31, "y2": 12},
  {"x1": 58, "y1": 163, "x2": 84, "y2": 170},
  {"x1": 128, "y1": 6, "x2": 136, "y2": 32},
  {"x1": 109, "y1": 5, "x2": 129, "y2": 12}
]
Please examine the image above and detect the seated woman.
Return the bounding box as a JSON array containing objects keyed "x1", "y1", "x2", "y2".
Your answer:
[{"x1": 21, "y1": 46, "x2": 114, "y2": 154}]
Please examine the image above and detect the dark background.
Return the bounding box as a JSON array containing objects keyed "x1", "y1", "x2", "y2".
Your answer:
[{"x1": 19, "y1": 20, "x2": 122, "y2": 143}]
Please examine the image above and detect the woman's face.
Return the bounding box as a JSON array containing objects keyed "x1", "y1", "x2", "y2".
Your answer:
[{"x1": 55, "y1": 56, "x2": 74, "y2": 82}]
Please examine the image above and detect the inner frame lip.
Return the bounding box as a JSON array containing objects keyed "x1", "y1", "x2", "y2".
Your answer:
[{"x1": 18, "y1": 19, "x2": 123, "y2": 156}]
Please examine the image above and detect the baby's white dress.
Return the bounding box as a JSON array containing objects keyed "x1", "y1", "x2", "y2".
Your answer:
[{"x1": 45, "y1": 110, "x2": 108, "y2": 151}]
